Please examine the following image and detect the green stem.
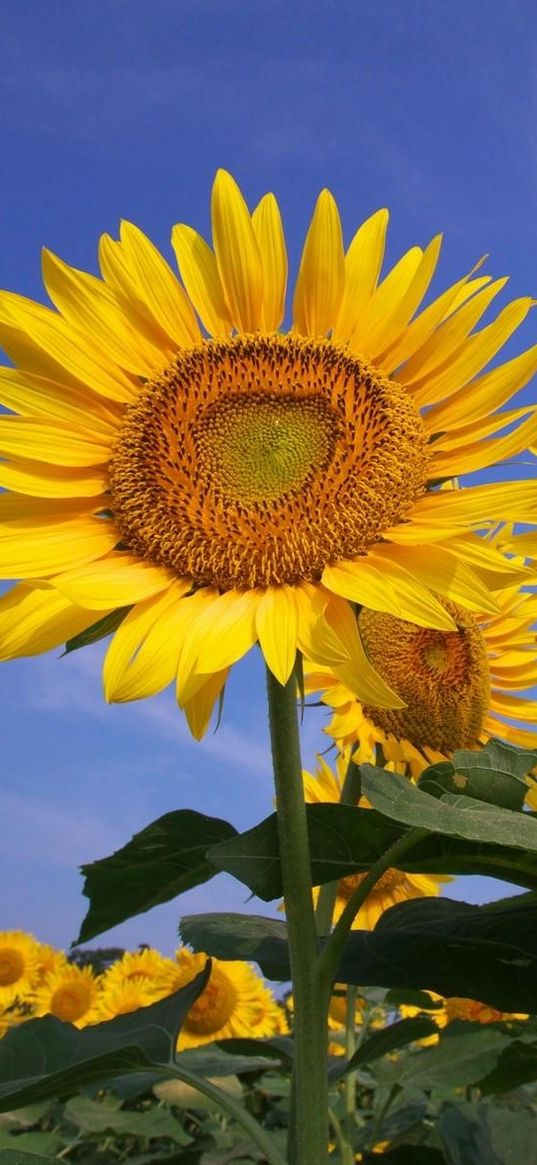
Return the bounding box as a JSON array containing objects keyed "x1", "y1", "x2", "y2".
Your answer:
[
  {"x1": 341, "y1": 985, "x2": 358, "y2": 1165},
  {"x1": 154, "y1": 1064, "x2": 285, "y2": 1165},
  {"x1": 318, "y1": 827, "x2": 430, "y2": 986},
  {"x1": 266, "y1": 665, "x2": 329, "y2": 1165},
  {"x1": 315, "y1": 756, "x2": 362, "y2": 936},
  {"x1": 368, "y1": 1082, "x2": 400, "y2": 1151}
]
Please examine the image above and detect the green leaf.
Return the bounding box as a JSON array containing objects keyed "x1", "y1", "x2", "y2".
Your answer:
[
  {"x1": 176, "y1": 1044, "x2": 284, "y2": 1076},
  {"x1": 418, "y1": 739, "x2": 537, "y2": 810},
  {"x1": 478, "y1": 1038, "x2": 537, "y2": 1094},
  {"x1": 361, "y1": 765, "x2": 537, "y2": 849},
  {"x1": 487, "y1": 1105, "x2": 537, "y2": 1164},
  {"x1": 329, "y1": 1017, "x2": 438, "y2": 1081},
  {"x1": 0, "y1": 1134, "x2": 62, "y2": 1158},
  {"x1": 0, "y1": 1153, "x2": 55, "y2": 1164},
  {"x1": 63, "y1": 1093, "x2": 192, "y2": 1143},
  {"x1": 352, "y1": 1100, "x2": 428, "y2": 1155},
  {"x1": 63, "y1": 608, "x2": 131, "y2": 654},
  {"x1": 337, "y1": 898, "x2": 537, "y2": 1011},
  {"x1": 375, "y1": 1026, "x2": 509, "y2": 1091},
  {"x1": 0, "y1": 969, "x2": 210, "y2": 1113},
  {"x1": 179, "y1": 914, "x2": 289, "y2": 979},
  {"x1": 438, "y1": 1104, "x2": 504, "y2": 1165},
  {"x1": 207, "y1": 802, "x2": 537, "y2": 902},
  {"x1": 78, "y1": 811, "x2": 237, "y2": 943}
]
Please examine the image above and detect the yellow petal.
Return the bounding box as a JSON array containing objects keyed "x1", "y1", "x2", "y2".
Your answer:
[
  {"x1": 118, "y1": 221, "x2": 201, "y2": 346},
  {"x1": 426, "y1": 344, "x2": 537, "y2": 432},
  {"x1": 351, "y1": 247, "x2": 422, "y2": 354},
  {"x1": 0, "y1": 460, "x2": 107, "y2": 498},
  {"x1": 0, "y1": 583, "x2": 111, "y2": 660},
  {"x1": 171, "y1": 224, "x2": 232, "y2": 338},
  {"x1": 255, "y1": 585, "x2": 298, "y2": 684},
  {"x1": 322, "y1": 555, "x2": 456, "y2": 630},
  {"x1": 407, "y1": 480, "x2": 537, "y2": 527},
  {"x1": 178, "y1": 588, "x2": 260, "y2": 701},
  {"x1": 293, "y1": 189, "x2": 345, "y2": 336},
  {"x1": 0, "y1": 292, "x2": 136, "y2": 403},
  {"x1": 333, "y1": 209, "x2": 389, "y2": 344},
  {"x1": 103, "y1": 582, "x2": 191, "y2": 702},
  {"x1": 41, "y1": 249, "x2": 173, "y2": 375},
  {"x1": 372, "y1": 543, "x2": 498, "y2": 615},
  {"x1": 380, "y1": 263, "x2": 491, "y2": 374},
  {"x1": 0, "y1": 520, "x2": 117, "y2": 578},
  {"x1": 428, "y1": 404, "x2": 533, "y2": 447},
  {"x1": 295, "y1": 584, "x2": 354, "y2": 665},
  {"x1": 319, "y1": 592, "x2": 404, "y2": 707},
  {"x1": 183, "y1": 669, "x2": 229, "y2": 740},
  {"x1": 251, "y1": 193, "x2": 288, "y2": 331},
  {"x1": 398, "y1": 278, "x2": 509, "y2": 386},
  {"x1": 211, "y1": 169, "x2": 263, "y2": 332},
  {"x1": 445, "y1": 533, "x2": 530, "y2": 588},
  {"x1": 488, "y1": 694, "x2": 537, "y2": 723},
  {"x1": 0, "y1": 367, "x2": 121, "y2": 436},
  {"x1": 365, "y1": 235, "x2": 443, "y2": 359},
  {"x1": 53, "y1": 554, "x2": 175, "y2": 609},
  {"x1": 431, "y1": 410, "x2": 537, "y2": 478},
  {"x1": 0, "y1": 417, "x2": 110, "y2": 466},
  {"x1": 411, "y1": 297, "x2": 535, "y2": 408}
]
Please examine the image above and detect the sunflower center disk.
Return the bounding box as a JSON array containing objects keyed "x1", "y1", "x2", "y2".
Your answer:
[
  {"x1": 359, "y1": 602, "x2": 491, "y2": 754},
  {"x1": 338, "y1": 867, "x2": 401, "y2": 900},
  {"x1": 52, "y1": 985, "x2": 92, "y2": 1023},
  {"x1": 184, "y1": 969, "x2": 237, "y2": 1034},
  {"x1": 110, "y1": 335, "x2": 430, "y2": 590},
  {"x1": 0, "y1": 950, "x2": 24, "y2": 986}
]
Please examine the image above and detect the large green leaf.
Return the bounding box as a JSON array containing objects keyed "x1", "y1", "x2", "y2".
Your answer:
[
  {"x1": 77, "y1": 811, "x2": 237, "y2": 943},
  {"x1": 0, "y1": 969, "x2": 209, "y2": 1113},
  {"x1": 418, "y1": 738, "x2": 537, "y2": 810},
  {"x1": 63, "y1": 1093, "x2": 192, "y2": 1143},
  {"x1": 0, "y1": 1153, "x2": 55, "y2": 1164},
  {"x1": 438, "y1": 1104, "x2": 504, "y2": 1165},
  {"x1": 487, "y1": 1105, "x2": 537, "y2": 1164},
  {"x1": 180, "y1": 901, "x2": 537, "y2": 1010},
  {"x1": 180, "y1": 914, "x2": 289, "y2": 979},
  {"x1": 478, "y1": 1038, "x2": 537, "y2": 1095},
  {"x1": 360, "y1": 766, "x2": 537, "y2": 850},
  {"x1": 329, "y1": 1017, "x2": 438, "y2": 1082},
  {"x1": 375, "y1": 1026, "x2": 509, "y2": 1091},
  {"x1": 337, "y1": 898, "x2": 537, "y2": 1011},
  {"x1": 207, "y1": 802, "x2": 537, "y2": 903}
]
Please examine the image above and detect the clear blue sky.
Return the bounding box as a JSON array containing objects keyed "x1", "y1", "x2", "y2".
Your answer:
[{"x1": 1, "y1": 0, "x2": 536, "y2": 955}]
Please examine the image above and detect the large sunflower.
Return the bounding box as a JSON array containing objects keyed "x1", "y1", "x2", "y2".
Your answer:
[
  {"x1": 303, "y1": 758, "x2": 450, "y2": 928},
  {"x1": 0, "y1": 171, "x2": 536, "y2": 732},
  {"x1": 305, "y1": 571, "x2": 537, "y2": 773},
  {"x1": 171, "y1": 948, "x2": 283, "y2": 1050}
]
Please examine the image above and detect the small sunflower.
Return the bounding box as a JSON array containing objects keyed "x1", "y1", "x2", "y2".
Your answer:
[
  {"x1": 33, "y1": 963, "x2": 101, "y2": 1027},
  {"x1": 96, "y1": 977, "x2": 163, "y2": 1021},
  {"x1": 400, "y1": 991, "x2": 526, "y2": 1031},
  {"x1": 304, "y1": 758, "x2": 450, "y2": 929},
  {"x1": 0, "y1": 172, "x2": 536, "y2": 732},
  {"x1": 306, "y1": 571, "x2": 537, "y2": 773},
  {"x1": 171, "y1": 948, "x2": 283, "y2": 1049},
  {"x1": 0, "y1": 930, "x2": 41, "y2": 1007},
  {"x1": 34, "y1": 941, "x2": 67, "y2": 982},
  {"x1": 99, "y1": 947, "x2": 179, "y2": 995}
]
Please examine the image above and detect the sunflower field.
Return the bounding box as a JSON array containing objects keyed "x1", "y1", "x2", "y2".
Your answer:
[{"x1": 2, "y1": 173, "x2": 537, "y2": 1163}]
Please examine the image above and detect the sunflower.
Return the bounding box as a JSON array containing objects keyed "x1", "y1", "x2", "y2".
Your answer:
[
  {"x1": 0, "y1": 930, "x2": 41, "y2": 1007},
  {"x1": 304, "y1": 758, "x2": 450, "y2": 929},
  {"x1": 170, "y1": 948, "x2": 283, "y2": 1049},
  {"x1": 400, "y1": 991, "x2": 526, "y2": 1032},
  {"x1": 34, "y1": 941, "x2": 67, "y2": 982},
  {"x1": 33, "y1": 962, "x2": 101, "y2": 1027},
  {"x1": 98, "y1": 947, "x2": 179, "y2": 995},
  {"x1": 95, "y1": 977, "x2": 163, "y2": 1021},
  {"x1": 0, "y1": 171, "x2": 536, "y2": 732},
  {"x1": 305, "y1": 572, "x2": 537, "y2": 773}
]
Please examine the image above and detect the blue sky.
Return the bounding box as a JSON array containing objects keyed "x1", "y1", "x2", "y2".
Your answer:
[{"x1": 0, "y1": 0, "x2": 536, "y2": 957}]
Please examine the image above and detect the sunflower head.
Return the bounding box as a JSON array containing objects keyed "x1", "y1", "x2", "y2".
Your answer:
[
  {"x1": 0, "y1": 169, "x2": 536, "y2": 728},
  {"x1": 33, "y1": 963, "x2": 100, "y2": 1027},
  {"x1": 0, "y1": 931, "x2": 41, "y2": 1006},
  {"x1": 172, "y1": 948, "x2": 282, "y2": 1049}
]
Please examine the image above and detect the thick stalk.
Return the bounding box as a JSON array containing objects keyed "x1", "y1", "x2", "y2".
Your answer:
[
  {"x1": 266, "y1": 666, "x2": 329, "y2": 1165},
  {"x1": 341, "y1": 985, "x2": 358, "y2": 1165}
]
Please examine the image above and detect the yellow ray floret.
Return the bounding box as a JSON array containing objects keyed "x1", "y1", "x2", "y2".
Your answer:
[{"x1": 0, "y1": 170, "x2": 536, "y2": 731}]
